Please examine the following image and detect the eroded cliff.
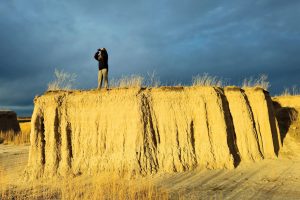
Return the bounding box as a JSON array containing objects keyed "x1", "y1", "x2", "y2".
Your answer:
[
  {"x1": 273, "y1": 95, "x2": 300, "y2": 159},
  {"x1": 0, "y1": 111, "x2": 20, "y2": 133},
  {"x1": 27, "y1": 86, "x2": 281, "y2": 178}
]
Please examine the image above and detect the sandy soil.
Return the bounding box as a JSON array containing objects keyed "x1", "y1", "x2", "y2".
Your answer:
[
  {"x1": 155, "y1": 159, "x2": 300, "y2": 199},
  {"x1": 1, "y1": 144, "x2": 299, "y2": 199},
  {"x1": 0, "y1": 144, "x2": 29, "y2": 183}
]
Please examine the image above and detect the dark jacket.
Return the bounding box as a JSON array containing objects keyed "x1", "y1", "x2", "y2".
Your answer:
[{"x1": 94, "y1": 50, "x2": 108, "y2": 70}]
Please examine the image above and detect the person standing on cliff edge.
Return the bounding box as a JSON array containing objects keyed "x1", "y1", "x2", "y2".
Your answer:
[{"x1": 94, "y1": 48, "x2": 108, "y2": 89}]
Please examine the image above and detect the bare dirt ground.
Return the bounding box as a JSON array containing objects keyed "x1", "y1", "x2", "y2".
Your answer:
[
  {"x1": 0, "y1": 144, "x2": 29, "y2": 182},
  {"x1": 155, "y1": 159, "x2": 300, "y2": 199},
  {"x1": 1, "y1": 144, "x2": 299, "y2": 199}
]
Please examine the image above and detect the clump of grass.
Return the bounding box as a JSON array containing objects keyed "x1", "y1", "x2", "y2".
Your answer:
[
  {"x1": 61, "y1": 176, "x2": 169, "y2": 200},
  {"x1": 281, "y1": 85, "x2": 300, "y2": 96},
  {"x1": 192, "y1": 73, "x2": 223, "y2": 87},
  {"x1": 145, "y1": 71, "x2": 161, "y2": 87},
  {"x1": 119, "y1": 75, "x2": 144, "y2": 88},
  {"x1": 242, "y1": 74, "x2": 270, "y2": 90},
  {"x1": 110, "y1": 71, "x2": 161, "y2": 88},
  {"x1": 0, "y1": 130, "x2": 19, "y2": 144},
  {"x1": 110, "y1": 74, "x2": 144, "y2": 88},
  {"x1": 47, "y1": 69, "x2": 77, "y2": 91},
  {"x1": 0, "y1": 122, "x2": 31, "y2": 145}
]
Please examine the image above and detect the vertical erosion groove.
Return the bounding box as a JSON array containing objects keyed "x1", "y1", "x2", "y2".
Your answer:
[
  {"x1": 203, "y1": 101, "x2": 214, "y2": 160},
  {"x1": 40, "y1": 116, "x2": 45, "y2": 165},
  {"x1": 243, "y1": 94, "x2": 264, "y2": 158},
  {"x1": 190, "y1": 121, "x2": 196, "y2": 161},
  {"x1": 175, "y1": 126, "x2": 184, "y2": 171},
  {"x1": 66, "y1": 122, "x2": 73, "y2": 167},
  {"x1": 265, "y1": 91, "x2": 281, "y2": 156},
  {"x1": 219, "y1": 92, "x2": 241, "y2": 167},
  {"x1": 54, "y1": 108, "x2": 62, "y2": 169},
  {"x1": 27, "y1": 105, "x2": 46, "y2": 179},
  {"x1": 245, "y1": 89, "x2": 279, "y2": 158},
  {"x1": 140, "y1": 93, "x2": 159, "y2": 173}
]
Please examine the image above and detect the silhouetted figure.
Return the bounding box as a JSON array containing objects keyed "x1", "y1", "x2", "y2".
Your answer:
[{"x1": 94, "y1": 48, "x2": 108, "y2": 89}]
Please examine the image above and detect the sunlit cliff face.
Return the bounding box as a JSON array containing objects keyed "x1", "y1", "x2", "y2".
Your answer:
[{"x1": 25, "y1": 86, "x2": 281, "y2": 179}]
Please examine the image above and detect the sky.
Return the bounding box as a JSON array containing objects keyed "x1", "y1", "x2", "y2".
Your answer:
[{"x1": 0, "y1": 0, "x2": 300, "y2": 116}]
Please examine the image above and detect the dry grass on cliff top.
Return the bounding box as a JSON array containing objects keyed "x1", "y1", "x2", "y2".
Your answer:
[
  {"x1": 107, "y1": 73, "x2": 271, "y2": 90},
  {"x1": 280, "y1": 86, "x2": 300, "y2": 96},
  {"x1": 47, "y1": 69, "x2": 272, "y2": 91}
]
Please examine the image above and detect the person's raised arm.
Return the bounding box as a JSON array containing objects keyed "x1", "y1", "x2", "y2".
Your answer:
[{"x1": 94, "y1": 51, "x2": 99, "y2": 60}]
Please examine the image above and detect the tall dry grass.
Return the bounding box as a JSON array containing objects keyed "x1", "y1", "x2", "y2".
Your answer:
[
  {"x1": 192, "y1": 73, "x2": 223, "y2": 87},
  {"x1": 1, "y1": 174, "x2": 170, "y2": 200},
  {"x1": 145, "y1": 71, "x2": 161, "y2": 87},
  {"x1": 109, "y1": 71, "x2": 161, "y2": 88},
  {"x1": 45, "y1": 68, "x2": 276, "y2": 92},
  {"x1": 0, "y1": 122, "x2": 31, "y2": 145},
  {"x1": 110, "y1": 74, "x2": 144, "y2": 88},
  {"x1": 60, "y1": 176, "x2": 169, "y2": 200},
  {"x1": 109, "y1": 73, "x2": 273, "y2": 91},
  {"x1": 242, "y1": 74, "x2": 270, "y2": 90},
  {"x1": 47, "y1": 69, "x2": 77, "y2": 91},
  {"x1": 280, "y1": 85, "x2": 300, "y2": 96}
]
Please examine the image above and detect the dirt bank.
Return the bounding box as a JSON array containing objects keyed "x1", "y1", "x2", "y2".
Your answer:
[
  {"x1": 273, "y1": 95, "x2": 300, "y2": 159},
  {"x1": 0, "y1": 111, "x2": 20, "y2": 133},
  {"x1": 26, "y1": 86, "x2": 281, "y2": 178}
]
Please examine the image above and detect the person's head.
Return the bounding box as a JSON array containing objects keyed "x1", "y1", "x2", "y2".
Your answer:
[{"x1": 98, "y1": 48, "x2": 106, "y2": 53}]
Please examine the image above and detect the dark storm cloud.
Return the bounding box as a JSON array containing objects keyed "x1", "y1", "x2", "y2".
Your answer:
[{"x1": 0, "y1": 0, "x2": 300, "y2": 116}]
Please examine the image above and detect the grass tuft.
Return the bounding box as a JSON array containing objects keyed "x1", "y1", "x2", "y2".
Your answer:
[
  {"x1": 110, "y1": 74, "x2": 144, "y2": 88},
  {"x1": 281, "y1": 85, "x2": 300, "y2": 96},
  {"x1": 192, "y1": 73, "x2": 223, "y2": 87},
  {"x1": 145, "y1": 71, "x2": 161, "y2": 87},
  {"x1": 47, "y1": 69, "x2": 77, "y2": 91},
  {"x1": 242, "y1": 74, "x2": 270, "y2": 90}
]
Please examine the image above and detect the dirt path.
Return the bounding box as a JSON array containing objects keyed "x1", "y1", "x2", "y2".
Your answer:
[
  {"x1": 1, "y1": 144, "x2": 300, "y2": 199},
  {"x1": 0, "y1": 144, "x2": 29, "y2": 183},
  {"x1": 155, "y1": 159, "x2": 300, "y2": 199}
]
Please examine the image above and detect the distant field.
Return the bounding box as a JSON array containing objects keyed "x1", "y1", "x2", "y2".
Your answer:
[
  {"x1": 17, "y1": 117, "x2": 31, "y2": 123},
  {"x1": 18, "y1": 121, "x2": 31, "y2": 144}
]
